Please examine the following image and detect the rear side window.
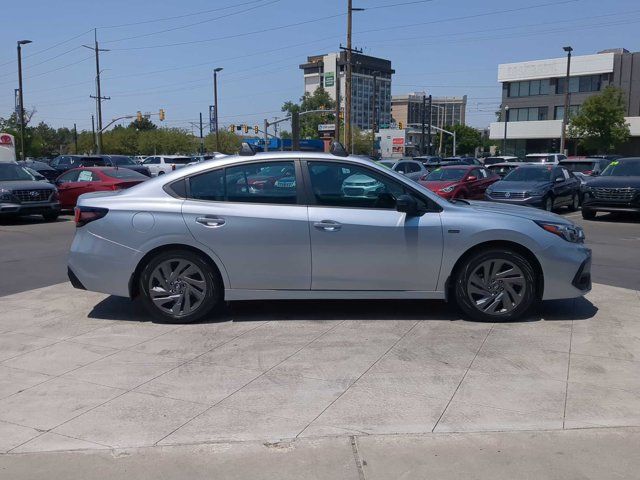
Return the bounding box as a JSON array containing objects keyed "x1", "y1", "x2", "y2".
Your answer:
[
  {"x1": 190, "y1": 169, "x2": 224, "y2": 201},
  {"x1": 170, "y1": 157, "x2": 192, "y2": 165}
]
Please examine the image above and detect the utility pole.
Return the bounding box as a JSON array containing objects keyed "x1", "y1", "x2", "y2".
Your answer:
[
  {"x1": 263, "y1": 119, "x2": 269, "y2": 152},
  {"x1": 91, "y1": 115, "x2": 96, "y2": 153},
  {"x1": 83, "y1": 30, "x2": 110, "y2": 154},
  {"x1": 17, "y1": 40, "x2": 32, "y2": 161},
  {"x1": 426, "y1": 94, "x2": 432, "y2": 155},
  {"x1": 560, "y1": 46, "x2": 573, "y2": 155},
  {"x1": 343, "y1": 1, "x2": 363, "y2": 153},
  {"x1": 371, "y1": 71, "x2": 378, "y2": 157},
  {"x1": 503, "y1": 105, "x2": 510, "y2": 155},
  {"x1": 213, "y1": 67, "x2": 223, "y2": 150},
  {"x1": 420, "y1": 94, "x2": 426, "y2": 155},
  {"x1": 73, "y1": 123, "x2": 78, "y2": 154},
  {"x1": 334, "y1": 59, "x2": 341, "y2": 145},
  {"x1": 199, "y1": 112, "x2": 204, "y2": 154}
]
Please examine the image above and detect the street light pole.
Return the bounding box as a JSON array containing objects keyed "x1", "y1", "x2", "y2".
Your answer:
[
  {"x1": 214, "y1": 67, "x2": 223, "y2": 150},
  {"x1": 560, "y1": 46, "x2": 573, "y2": 155},
  {"x1": 371, "y1": 71, "x2": 379, "y2": 157},
  {"x1": 503, "y1": 105, "x2": 509, "y2": 155},
  {"x1": 17, "y1": 40, "x2": 32, "y2": 161}
]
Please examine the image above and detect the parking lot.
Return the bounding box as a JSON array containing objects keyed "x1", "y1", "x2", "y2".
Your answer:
[{"x1": 1, "y1": 211, "x2": 639, "y2": 478}]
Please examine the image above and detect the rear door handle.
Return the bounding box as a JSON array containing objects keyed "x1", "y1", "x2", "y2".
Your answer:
[
  {"x1": 196, "y1": 216, "x2": 226, "y2": 227},
  {"x1": 313, "y1": 220, "x2": 342, "y2": 232}
]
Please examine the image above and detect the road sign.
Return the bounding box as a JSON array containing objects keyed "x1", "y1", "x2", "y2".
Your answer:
[
  {"x1": 209, "y1": 105, "x2": 216, "y2": 133},
  {"x1": 324, "y1": 72, "x2": 335, "y2": 87},
  {"x1": 318, "y1": 124, "x2": 335, "y2": 132}
]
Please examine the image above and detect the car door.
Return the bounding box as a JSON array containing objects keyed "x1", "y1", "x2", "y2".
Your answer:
[
  {"x1": 143, "y1": 157, "x2": 160, "y2": 176},
  {"x1": 464, "y1": 168, "x2": 483, "y2": 199},
  {"x1": 551, "y1": 167, "x2": 570, "y2": 205},
  {"x1": 55, "y1": 170, "x2": 81, "y2": 208},
  {"x1": 304, "y1": 160, "x2": 443, "y2": 291},
  {"x1": 181, "y1": 159, "x2": 311, "y2": 290}
]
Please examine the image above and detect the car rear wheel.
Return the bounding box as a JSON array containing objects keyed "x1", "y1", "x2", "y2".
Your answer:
[
  {"x1": 582, "y1": 208, "x2": 596, "y2": 220},
  {"x1": 139, "y1": 250, "x2": 223, "y2": 324},
  {"x1": 454, "y1": 248, "x2": 536, "y2": 322},
  {"x1": 543, "y1": 196, "x2": 554, "y2": 211},
  {"x1": 568, "y1": 193, "x2": 579, "y2": 211}
]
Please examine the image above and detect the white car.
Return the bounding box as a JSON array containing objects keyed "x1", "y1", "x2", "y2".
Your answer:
[
  {"x1": 524, "y1": 153, "x2": 567, "y2": 164},
  {"x1": 133, "y1": 156, "x2": 147, "y2": 164},
  {"x1": 142, "y1": 155, "x2": 193, "y2": 176}
]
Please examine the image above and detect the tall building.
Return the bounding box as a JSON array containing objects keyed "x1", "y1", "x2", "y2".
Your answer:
[
  {"x1": 299, "y1": 52, "x2": 394, "y2": 130},
  {"x1": 489, "y1": 48, "x2": 640, "y2": 155},
  {"x1": 392, "y1": 93, "x2": 467, "y2": 128}
]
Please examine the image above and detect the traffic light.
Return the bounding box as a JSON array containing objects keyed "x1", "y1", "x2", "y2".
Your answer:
[
  {"x1": 159, "y1": 109, "x2": 165, "y2": 121},
  {"x1": 398, "y1": 121, "x2": 403, "y2": 129},
  {"x1": 229, "y1": 124, "x2": 235, "y2": 132},
  {"x1": 136, "y1": 111, "x2": 142, "y2": 122},
  {"x1": 254, "y1": 125, "x2": 259, "y2": 134},
  {"x1": 243, "y1": 124, "x2": 249, "y2": 134}
]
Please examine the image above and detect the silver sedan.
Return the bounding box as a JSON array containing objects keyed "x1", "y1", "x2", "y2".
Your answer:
[{"x1": 68, "y1": 145, "x2": 591, "y2": 324}]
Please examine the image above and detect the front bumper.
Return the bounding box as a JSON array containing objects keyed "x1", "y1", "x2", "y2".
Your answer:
[
  {"x1": 582, "y1": 195, "x2": 640, "y2": 213},
  {"x1": 0, "y1": 201, "x2": 60, "y2": 215},
  {"x1": 539, "y1": 244, "x2": 592, "y2": 300},
  {"x1": 484, "y1": 194, "x2": 544, "y2": 208}
]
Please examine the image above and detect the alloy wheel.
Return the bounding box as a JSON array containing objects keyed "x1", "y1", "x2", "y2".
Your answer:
[
  {"x1": 466, "y1": 259, "x2": 527, "y2": 316},
  {"x1": 545, "y1": 197, "x2": 553, "y2": 211},
  {"x1": 148, "y1": 259, "x2": 207, "y2": 317}
]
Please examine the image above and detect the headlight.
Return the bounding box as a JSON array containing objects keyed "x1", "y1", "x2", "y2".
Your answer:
[
  {"x1": 440, "y1": 185, "x2": 455, "y2": 193},
  {"x1": 535, "y1": 221, "x2": 585, "y2": 243},
  {"x1": 526, "y1": 190, "x2": 544, "y2": 196},
  {"x1": 0, "y1": 188, "x2": 16, "y2": 203}
]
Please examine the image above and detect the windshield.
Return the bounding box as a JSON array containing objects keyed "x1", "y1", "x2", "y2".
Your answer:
[
  {"x1": 426, "y1": 168, "x2": 468, "y2": 181},
  {"x1": 0, "y1": 163, "x2": 35, "y2": 181},
  {"x1": 102, "y1": 168, "x2": 147, "y2": 179},
  {"x1": 561, "y1": 161, "x2": 597, "y2": 173},
  {"x1": 79, "y1": 157, "x2": 106, "y2": 167},
  {"x1": 110, "y1": 156, "x2": 135, "y2": 165},
  {"x1": 601, "y1": 160, "x2": 640, "y2": 177},
  {"x1": 503, "y1": 167, "x2": 552, "y2": 182},
  {"x1": 484, "y1": 157, "x2": 508, "y2": 166}
]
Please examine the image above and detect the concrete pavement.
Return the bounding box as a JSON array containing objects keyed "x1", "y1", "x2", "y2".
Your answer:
[{"x1": 1, "y1": 281, "x2": 639, "y2": 478}]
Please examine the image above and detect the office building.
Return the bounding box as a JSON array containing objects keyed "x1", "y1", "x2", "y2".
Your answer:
[
  {"x1": 392, "y1": 93, "x2": 467, "y2": 128},
  {"x1": 489, "y1": 48, "x2": 640, "y2": 155},
  {"x1": 299, "y1": 52, "x2": 394, "y2": 130}
]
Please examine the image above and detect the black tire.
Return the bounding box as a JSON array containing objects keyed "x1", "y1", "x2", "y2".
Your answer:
[
  {"x1": 42, "y1": 211, "x2": 59, "y2": 222},
  {"x1": 543, "y1": 195, "x2": 554, "y2": 212},
  {"x1": 568, "y1": 193, "x2": 579, "y2": 212},
  {"x1": 139, "y1": 249, "x2": 223, "y2": 324},
  {"x1": 454, "y1": 248, "x2": 537, "y2": 322},
  {"x1": 157, "y1": 171, "x2": 165, "y2": 175},
  {"x1": 582, "y1": 208, "x2": 596, "y2": 220}
]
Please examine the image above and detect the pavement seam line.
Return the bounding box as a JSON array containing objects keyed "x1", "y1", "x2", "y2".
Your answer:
[
  {"x1": 153, "y1": 319, "x2": 348, "y2": 446},
  {"x1": 295, "y1": 320, "x2": 421, "y2": 439},
  {"x1": 350, "y1": 435, "x2": 367, "y2": 480},
  {"x1": 431, "y1": 323, "x2": 495, "y2": 433},
  {"x1": 563, "y1": 308, "x2": 575, "y2": 429}
]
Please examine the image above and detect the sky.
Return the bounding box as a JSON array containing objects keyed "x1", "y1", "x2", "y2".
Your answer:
[{"x1": 0, "y1": 0, "x2": 638, "y2": 133}]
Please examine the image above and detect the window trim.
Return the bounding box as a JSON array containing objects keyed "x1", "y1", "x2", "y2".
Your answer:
[{"x1": 300, "y1": 158, "x2": 442, "y2": 212}]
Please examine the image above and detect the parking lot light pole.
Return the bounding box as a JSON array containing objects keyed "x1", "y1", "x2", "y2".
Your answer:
[
  {"x1": 503, "y1": 105, "x2": 509, "y2": 155},
  {"x1": 214, "y1": 67, "x2": 223, "y2": 150},
  {"x1": 17, "y1": 40, "x2": 32, "y2": 161},
  {"x1": 560, "y1": 46, "x2": 573, "y2": 155}
]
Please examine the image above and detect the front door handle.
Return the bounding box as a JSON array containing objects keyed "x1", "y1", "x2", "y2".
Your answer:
[
  {"x1": 313, "y1": 220, "x2": 342, "y2": 232},
  {"x1": 196, "y1": 216, "x2": 226, "y2": 227}
]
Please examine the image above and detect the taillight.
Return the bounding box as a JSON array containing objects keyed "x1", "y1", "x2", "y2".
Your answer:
[
  {"x1": 111, "y1": 184, "x2": 123, "y2": 191},
  {"x1": 74, "y1": 206, "x2": 108, "y2": 227},
  {"x1": 584, "y1": 170, "x2": 593, "y2": 175}
]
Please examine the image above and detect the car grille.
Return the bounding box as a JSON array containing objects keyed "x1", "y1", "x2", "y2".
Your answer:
[
  {"x1": 591, "y1": 187, "x2": 637, "y2": 201},
  {"x1": 343, "y1": 187, "x2": 365, "y2": 196},
  {"x1": 490, "y1": 191, "x2": 526, "y2": 199},
  {"x1": 12, "y1": 189, "x2": 52, "y2": 203}
]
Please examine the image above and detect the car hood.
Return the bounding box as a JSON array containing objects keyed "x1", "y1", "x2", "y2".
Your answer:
[
  {"x1": 0, "y1": 180, "x2": 55, "y2": 191},
  {"x1": 463, "y1": 200, "x2": 572, "y2": 224},
  {"x1": 585, "y1": 176, "x2": 640, "y2": 188},
  {"x1": 421, "y1": 180, "x2": 459, "y2": 190},
  {"x1": 489, "y1": 180, "x2": 551, "y2": 191}
]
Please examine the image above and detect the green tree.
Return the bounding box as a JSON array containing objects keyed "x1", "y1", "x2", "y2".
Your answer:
[
  {"x1": 351, "y1": 127, "x2": 372, "y2": 155},
  {"x1": 204, "y1": 130, "x2": 242, "y2": 154},
  {"x1": 282, "y1": 87, "x2": 335, "y2": 139},
  {"x1": 568, "y1": 86, "x2": 630, "y2": 153},
  {"x1": 129, "y1": 117, "x2": 157, "y2": 131},
  {"x1": 442, "y1": 124, "x2": 482, "y2": 156}
]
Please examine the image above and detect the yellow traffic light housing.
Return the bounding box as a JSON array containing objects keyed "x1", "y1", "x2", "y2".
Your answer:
[
  {"x1": 159, "y1": 108, "x2": 165, "y2": 121},
  {"x1": 229, "y1": 124, "x2": 235, "y2": 132},
  {"x1": 136, "y1": 111, "x2": 142, "y2": 122},
  {"x1": 398, "y1": 121, "x2": 403, "y2": 129},
  {"x1": 243, "y1": 124, "x2": 249, "y2": 134},
  {"x1": 254, "y1": 125, "x2": 259, "y2": 134}
]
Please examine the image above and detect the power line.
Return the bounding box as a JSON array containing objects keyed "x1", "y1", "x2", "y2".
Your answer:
[{"x1": 103, "y1": 0, "x2": 281, "y2": 44}]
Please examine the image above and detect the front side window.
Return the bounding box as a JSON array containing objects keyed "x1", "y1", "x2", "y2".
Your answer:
[
  {"x1": 143, "y1": 157, "x2": 160, "y2": 165},
  {"x1": 77, "y1": 170, "x2": 97, "y2": 182},
  {"x1": 307, "y1": 162, "x2": 405, "y2": 209},
  {"x1": 57, "y1": 170, "x2": 80, "y2": 183}
]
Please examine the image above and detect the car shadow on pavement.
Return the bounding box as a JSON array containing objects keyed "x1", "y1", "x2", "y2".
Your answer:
[
  {"x1": 0, "y1": 214, "x2": 71, "y2": 226},
  {"x1": 590, "y1": 212, "x2": 640, "y2": 224},
  {"x1": 87, "y1": 295, "x2": 598, "y2": 325}
]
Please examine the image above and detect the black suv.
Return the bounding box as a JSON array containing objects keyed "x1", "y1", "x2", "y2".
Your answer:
[
  {"x1": 0, "y1": 163, "x2": 60, "y2": 221},
  {"x1": 581, "y1": 157, "x2": 640, "y2": 219}
]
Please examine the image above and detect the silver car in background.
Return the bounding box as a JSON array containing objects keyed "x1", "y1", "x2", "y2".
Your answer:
[{"x1": 68, "y1": 144, "x2": 591, "y2": 324}]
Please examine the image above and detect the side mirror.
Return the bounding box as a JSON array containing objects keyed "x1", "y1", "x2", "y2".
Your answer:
[
  {"x1": 466, "y1": 175, "x2": 477, "y2": 182},
  {"x1": 555, "y1": 177, "x2": 564, "y2": 183},
  {"x1": 396, "y1": 194, "x2": 420, "y2": 216}
]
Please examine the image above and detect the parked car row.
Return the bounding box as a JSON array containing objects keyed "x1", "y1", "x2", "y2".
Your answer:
[{"x1": 50, "y1": 155, "x2": 151, "y2": 177}]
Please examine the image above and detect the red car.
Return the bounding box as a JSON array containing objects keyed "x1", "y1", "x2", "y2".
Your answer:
[
  {"x1": 418, "y1": 165, "x2": 499, "y2": 200},
  {"x1": 56, "y1": 167, "x2": 148, "y2": 210}
]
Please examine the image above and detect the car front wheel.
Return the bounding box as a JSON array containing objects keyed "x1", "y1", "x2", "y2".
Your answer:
[
  {"x1": 543, "y1": 196, "x2": 554, "y2": 211},
  {"x1": 139, "y1": 250, "x2": 223, "y2": 324},
  {"x1": 454, "y1": 248, "x2": 537, "y2": 322},
  {"x1": 568, "y1": 193, "x2": 579, "y2": 211},
  {"x1": 582, "y1": 208, "x2": 596, "y2": 220}
]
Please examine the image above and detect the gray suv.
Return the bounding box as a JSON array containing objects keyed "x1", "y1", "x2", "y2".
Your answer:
[
  {"x1": 0, "y1": 163, "x2": 60, "y2": 221},
  {"x1": 68, "y1": 145, "x2": 591, "y2": 324}
]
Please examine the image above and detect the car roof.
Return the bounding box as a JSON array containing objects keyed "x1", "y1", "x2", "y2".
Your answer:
[
  {"x1": 559, "y1": 158, "x2": 601, "y2": 163},
  {"x1": 488, "y1": 162, "x2": 522, "y2": 167},
  {"x1": 436, "y1": 164, "x2": 474, "y2": 170}
]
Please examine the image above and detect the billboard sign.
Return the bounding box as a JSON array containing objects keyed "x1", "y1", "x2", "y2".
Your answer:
[{"x1": 324, "y1": 72, "x2": 334, "y2": 87}]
